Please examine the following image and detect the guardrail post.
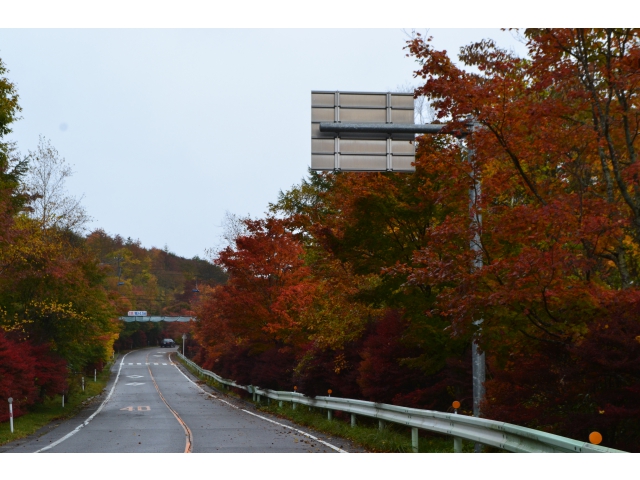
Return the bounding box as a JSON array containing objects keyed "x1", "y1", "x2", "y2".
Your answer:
[
  {"x1": 412, "y1": 427, "x2": 419, "y2": 453},
  {"x1": 351, "y1": 413, "x2": 356, "y2": 427},
  {"x1": 292, "y1": 401, "x2": 296, "y2": 410},
  {"x1": 328, "y1": 409, "x2": 332, "y2": 421},
  {"x1": 279, "y1": 401, "x2": 283, "y2": 408},
  {"x1": 379, "y1": 419, "x2": 385, "y2": 431},
  {"x1": 257, "y1": 394, "x2": 261, "y2": 403},
  {"x1": 454, "y1": 437, "x2": 462, "y2": 453},
  {"x1": 253, "y1": 392, "x2": 256, "y2": 401}
]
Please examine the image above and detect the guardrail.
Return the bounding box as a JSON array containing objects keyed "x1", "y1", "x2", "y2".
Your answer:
[{"x1": 176, "y1": 352, "x2": 625, "y2": 453}]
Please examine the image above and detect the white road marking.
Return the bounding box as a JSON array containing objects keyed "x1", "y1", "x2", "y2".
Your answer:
[
  {"x1": 240, "y1": 408, "x2": 348, "y2": 453},
  {"x1": 137, "y1": 363, "x2": 142, "y2": 365},
  {"x1": 35, "y1": 351, "x2": 133, "y2": 453},
  {"x1": 128, "y1": 363, "x2": 133, "y2": 365},
  {"x1": 125, "y1": 382, "x2": 145, "y2": 386},
  {"x1": 154, "y1": 363, "x2": 159, "y2": 365},
  {"x1": 126, "y1": 375, "x2": 144, "y2": 379},
  {"x1": 162, "y1": 363, "x2": 167, "y2": 365},
  {"x1": 171, "y1": 359, "x2": 347, "y2": 453}
]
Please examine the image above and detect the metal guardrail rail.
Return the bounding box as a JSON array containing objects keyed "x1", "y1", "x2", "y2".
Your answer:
[{"x1": 176, "y1": 352, "x2": 625, "y2": 453}]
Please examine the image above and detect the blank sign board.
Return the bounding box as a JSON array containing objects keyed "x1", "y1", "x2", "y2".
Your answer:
[{"x1": 311, "y1": 91, "x2": 416, "y2": 172}]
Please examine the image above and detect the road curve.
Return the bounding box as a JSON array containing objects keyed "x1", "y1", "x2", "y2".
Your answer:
[{"x1": 4, "y1": 348, "x2": 362, "y2": 453}]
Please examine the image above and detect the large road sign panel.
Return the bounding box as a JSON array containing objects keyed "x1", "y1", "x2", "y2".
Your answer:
[{"x1": 311, "y1": 91, "x2": 416, "y2": 172}]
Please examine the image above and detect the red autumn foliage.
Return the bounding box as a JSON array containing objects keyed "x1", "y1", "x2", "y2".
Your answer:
[
  {"x1": 0, "y1": 330, "x2": 67, "y2": 421},
  {"x1": 185, "y1": 29, "x2": 640, "y2": 451},
  {"x1": 483, "y1": 292, "x2": 640, "y2": 451},
  {"x1": 0, "y1": 330, "x2": 37, "y2": 421},
  {"x1": 357, "y1": 310, "x2": 425, "y2": 403},
  {"x1": 292, "y1": 341, "x2": 364, "y2": 400}
]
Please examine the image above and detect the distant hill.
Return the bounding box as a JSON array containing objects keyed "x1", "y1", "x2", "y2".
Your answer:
[{"x1": 86, "y1": 229, "x2": 227, "y2": 316}]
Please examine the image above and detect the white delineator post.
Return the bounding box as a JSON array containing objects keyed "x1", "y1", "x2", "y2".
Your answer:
[
  {"x1": 94, "y1": 369, "x2": 97, "y2": 382},
  {"x1": 8, "y1": 397, "x2": 13, "y2": 433},
  {"x1": 82, "y1": 376, "x2": 85, "y2": 392}
]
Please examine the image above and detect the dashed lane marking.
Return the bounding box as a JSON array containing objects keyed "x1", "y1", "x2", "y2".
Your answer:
[{"x1": 123, "y1": 363, "x2": 175, "y2": 367}]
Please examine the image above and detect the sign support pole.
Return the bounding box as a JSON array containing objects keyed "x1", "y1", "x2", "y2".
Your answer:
[
  {"x1": 314, "y1": 103, "x2": 487, "y2": 447},
  {"x1": 464, "y1": 125, "x2": 486, "y2": 452}
]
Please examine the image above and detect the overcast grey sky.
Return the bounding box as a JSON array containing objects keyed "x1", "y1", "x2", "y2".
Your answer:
[{"x1": 0, "y1": 29, "x2": 528, "y2": 259}]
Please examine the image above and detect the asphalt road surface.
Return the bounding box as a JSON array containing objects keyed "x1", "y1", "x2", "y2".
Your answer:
[{"x1": 4, "y1": 348, "x2": 364, "y2": 453}]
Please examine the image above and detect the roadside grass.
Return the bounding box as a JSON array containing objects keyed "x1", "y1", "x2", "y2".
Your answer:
[
  {"x1": 255, "y1": 401, "x2": 476, "y2": 453},
  {"x1": 0, "y1": 362, "x2": 113, "y2": 446},
  {"x1": 175, "y1": 355, "x2": 475, "y2": 453}
]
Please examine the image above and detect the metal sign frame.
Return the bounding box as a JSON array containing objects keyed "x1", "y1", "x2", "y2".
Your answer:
[{"x1": 311, "y1": 91, "x2": 417, "y2": 172}]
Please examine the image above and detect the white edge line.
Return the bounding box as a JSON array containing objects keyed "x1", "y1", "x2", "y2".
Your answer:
[
  {"x1": 240, "y1": 408, "x2": 348, "y2": 453},
  {"x1": 35, "y1": 351, "x2": 133, "y2": 453},
  {"x1": 171, "y1": 360, "x2": 347, "y2": 453}
]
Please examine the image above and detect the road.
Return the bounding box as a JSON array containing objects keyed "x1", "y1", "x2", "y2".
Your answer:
[{"x1": 4, "y1": 348, "x2": 362, "y2": 453}]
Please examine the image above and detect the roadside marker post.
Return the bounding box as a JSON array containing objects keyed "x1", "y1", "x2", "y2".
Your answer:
[
  {"x1": 182, "y1": 333, "x2": 187, "y2": 357},
  {"x1": 452, "y1": 401, "x2": 462, "y2": 453},
  {"x1": 8, "y1": 397, "x2": 13, "y2": 433},
  {"x1": 94, "y1": 369, "x2": 97, "y2": 382},
  {"x1": 82, "y1": 376, "x2": 85, "y2": 392}
]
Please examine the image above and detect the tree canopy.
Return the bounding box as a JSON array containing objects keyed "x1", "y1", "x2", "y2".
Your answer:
[{"x1": 192, "y1": 29, "x2": 640, "y2": 452}]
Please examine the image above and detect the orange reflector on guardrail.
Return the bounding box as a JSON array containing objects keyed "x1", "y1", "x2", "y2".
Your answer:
[{"x1": 589, "y1": 432, "x2": 603, "y2": 445}]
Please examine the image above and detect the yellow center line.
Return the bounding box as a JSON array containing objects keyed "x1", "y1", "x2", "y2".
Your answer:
[{"x1": 145, "y1": 351, "x2": 193, "y2": 453}]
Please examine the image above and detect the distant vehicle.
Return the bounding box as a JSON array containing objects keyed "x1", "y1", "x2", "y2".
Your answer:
[{"x1": 160, "y1": 339, "x2": 175, "y2": 348}]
